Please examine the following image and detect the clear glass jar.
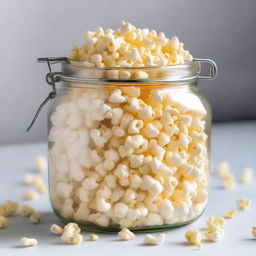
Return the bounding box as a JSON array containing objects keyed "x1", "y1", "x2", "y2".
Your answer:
[{"x1": 45, "y1": 58, "x2": 216, "y2": 233}]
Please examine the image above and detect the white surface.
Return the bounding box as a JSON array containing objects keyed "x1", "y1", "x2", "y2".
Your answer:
[{"x1": 0, "y1": 121, "x2": 255, "y2": 255}]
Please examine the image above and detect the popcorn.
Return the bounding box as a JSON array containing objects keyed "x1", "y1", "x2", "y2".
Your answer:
[
  {"x1": 61, "y1": 223, "x2": 83, "y2": 244},
  {"x1": 114, "y1": 202, "x2": 129, "y2": 218},
  {"x1": 129, "y1": 154, "x2": 144, "y2": 168},
  {"x1": 50, "y1": 224, "x2": 64, "y2": 235},
  {"x1": 20, "y1": 237, "x2": 38, "y2": 247},
  {"x1": 89, "y1": 234, "x2": 99, "y2": 241},
  {"x1": 128, "y1": 119, "x2": 144, "y2": 134},
  {"x1": 143, "y1": 233, "x2": 166, "y2": 246},
  {"x1": 223, "y1": 210, "x2": 236, "y2": 219},
  {"x1": 111, "y1": 108, "x2": 124, "y2": 125},
  {"x1": 0, "y1": 200, "x2": 19, "y2": 217},
  {"x1": 21, "y1": 205, "x2": 35, "y2": 217},
  {"x1": 134, "y1": 71, "x2": 149, "y2": 79},
  {"x1": 157, "y1": 132, "x2": 170, "y2": 147},
  {"x1": 217, "y1": 161, "x2": 230, "y2": 178},
  {"x1": 30, "y1": 213, "x2": 42, "y2": 224},
  {"x1": 239, "y1": 167, "x2": 253, "y2": 183},
  {"x1": 204, "y1": 227, "x2": 224, "y2": 242},
  {"x1": 34, "y1": 155, "x2": 47, "y2": 173},
  {"x1": 118, "y1": 228, "x2": 135, "y2": 241},
  {"x1": 149, "y1": 140, "x2": 166, "y2": 160},
  {"x1": 0, "y1": 216, "x2": 7, "y2": 229},
  {"x1": 204, "y1": 216, "x2": 225, "y2": 242},
  {"x1": 145, "y1": 123, "x2": 160, "y2": 138},
  {"x1": 114, "y1": 164, "x2": 129, "y2": 179},
  {"x1": 109, "y1": 89, "x2": 126, "y2": 103},
  {"x1": 185, "y1": 229, "x2": 202, "y2": 249},
  {"x1": 90, "y1": 129, "x2": 107, "y2": 148},
  {"x1": 47, "y1": 23, "x2": 210, "y2": 230},
  {"x1": 252, "y1": 227, "x2": 256, "y2": 238},
  {"x1": 69, "y1": 22, "x2": 192, "y2": 69},
  {"x1": 236, "y1": 198, "x2": 251, "y2": 210},
  {"x1": 23, "y1": 190, "x2": 38, "y2": 200}
]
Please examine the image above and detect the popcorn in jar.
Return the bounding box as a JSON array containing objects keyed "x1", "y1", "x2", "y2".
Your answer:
[{"x1": 31, "y1": 22, "x2": 217, "y2": 232}]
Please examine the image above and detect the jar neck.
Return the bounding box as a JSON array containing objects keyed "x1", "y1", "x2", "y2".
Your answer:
[{"x1": 59, "y1": 79, "x2": 198, "y2": 92}]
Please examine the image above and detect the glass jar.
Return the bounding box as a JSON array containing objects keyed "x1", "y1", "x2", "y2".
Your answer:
[{"x1": 38, "y1": 57, "x2": 216, "y2": 232}]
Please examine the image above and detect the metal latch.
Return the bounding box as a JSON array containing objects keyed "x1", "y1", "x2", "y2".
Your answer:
[{"x1": 26, "y1": 57, "x2": 67, "y2": 131}]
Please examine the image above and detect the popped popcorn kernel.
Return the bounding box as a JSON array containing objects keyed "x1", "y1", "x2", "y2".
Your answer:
[
  {"x1": 89, "y1": 233, "x2": 99, "y2": 241},
  {"x1": 143, "y1": 233, "x2": 166, "y2": 246},
  {"x1": 239, "y1": 167, "x2": 253, "y2": 183},
  {"x1": 60, "y1": 223, "x2": 82, "y2": 244},
  {"x1": 206, "y1": 216, "x2": 226, "y2": 229},
  {"x1": 50, "y1": 224, "x2": 64, "y2": 235},
  {"x1": 223, "y1": 210, "x2": 236, "y2": 219},
  {"x1": 252, "y1": 227, "x2": 256, "y2": 238},
  {"x1": 1, "y1": 200, "x2": 19, "y2": 217},
  {"x1": 34, "y1": 155, "x2": 47, "y2": 173},
  {"x1": 23, "y1": 190, "x2": 38, "y2": 200},
  {"x1": 118, "y1": 228, "x2": 135, "y2": 241},
  {"x1": 0, "y1": 216, "x2": 7, "y2": 229},
  {"x1": 204, "y1": 216, "x2": 225, "y2": 242},
  {"x1": 20, "y1": 237, "x2": 38, "y2": 247},
  {"x1": 236, "y1": 198, "x2": 251, "y2": 210},
  {"x1": 21, "y1": 205, "x2": 34, "y2": 217},
  {"x1": 184, "y1": 229, "x2": 202, "y2": 249},
  {"x1": 30, "y1": 213, "x2": 42, "y2": 224},
  {"x1": 217, "y1": 161, "x2": 230, "y2": 178}
]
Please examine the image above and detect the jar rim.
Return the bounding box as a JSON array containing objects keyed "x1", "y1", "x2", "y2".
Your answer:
[{"x1": 60, "y1": 59, "x2": 201, "y2": 84}]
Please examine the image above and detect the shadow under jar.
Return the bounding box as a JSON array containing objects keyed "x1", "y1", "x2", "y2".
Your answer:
[{"x1": 46, "y1": 58, "x2": 217, "y2": 233}]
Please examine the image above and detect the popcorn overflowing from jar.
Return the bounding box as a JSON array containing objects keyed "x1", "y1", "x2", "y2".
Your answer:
[{"x1": 48, "y1": 22, "x2": 210, "y2": 230}]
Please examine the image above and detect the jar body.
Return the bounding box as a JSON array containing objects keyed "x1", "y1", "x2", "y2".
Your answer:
[{"x1": 48, "y1": 80, "x2": 211, "y2": 232}]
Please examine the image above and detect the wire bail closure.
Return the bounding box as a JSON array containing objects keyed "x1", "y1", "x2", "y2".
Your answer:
[
  {"x1": 26, "y1": 57, "x2": 67, "y2": 132},
  {"x1": 194, "y1": 58, "x2": 218, "y2": 80}
]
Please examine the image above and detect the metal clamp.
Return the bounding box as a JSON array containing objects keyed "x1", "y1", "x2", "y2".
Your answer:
[
  {"x1": 194, "y1": 58, "x2": 217, "y2": 80},
  {"x1": 26, "y1": 57, "x2": 67, "y2": 132}
]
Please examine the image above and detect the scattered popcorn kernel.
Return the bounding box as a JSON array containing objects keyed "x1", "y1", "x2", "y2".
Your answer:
[
  {"x1": 61, "y1": 223, "x2": 82, "y2": 244},
  {"x1": 217, "y1": 161, "x2": 230, "y2": 178},
  {"x1": 223, "y1": 176, "x2": 236, "y2": 190},
  {"x1": 0, "y1": 216, "x2": 7, "y2": 229},
  {"x1": 252, "y1": 227, "x2": 256, "y2": 238},
  {"x1": 50, "y1": 224, "x2": 64, "y2": 235},
  {"x1": 2, "y1": 200, "x2": 19, "y2": 217},
  {"x1": 118, "y1": 228, "x2": 135, "y2": 241},
  {"x1": 236, "y1": 198, "x2": 251, "y2": 210},
  {"x1": 20, "y1": 237, "x2": 38, "y2": 247},
  {"x1": 204, "y1": 227, "x2": 224, "y2": 242},
  {"x1": 34, "y1": 155, "x2": 47, "y2": 173},
  {"x1": 206, "y1": 216, "x2": 226, "y2": 229},
  {"x1": 24, "y1": 190, "x2": 38, "y2": 200},
  {"x1": 30, "y1": 213, "x2": 42, "y2": 224},
  {"x1": 204, "y1": 216, "x2": 225, "y2": 242},
  {"x1": 23, "y1": 174, "x2": 36, "y2": 185},
  {"x1": 21, "y1": 205, "x2": 35, "y2": 217},
  {"x1": 185, "y1": 229, "x2": 202, "y2": 249},
  {"x1": 223, "y1": 210, "x2": 236, "y2": 219},
  {"x1": 89, "y1": 234, "x2": 99, "y2": 241},
  {"x1": 239, "y1": 167, "x2": 253, "y2": 183},
  {"x1": 36, "y1": 182, "x2": 47, "y2": 194},
  {"x1": 143, "y1": 233, "x2": 166, "y2": 245}
]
